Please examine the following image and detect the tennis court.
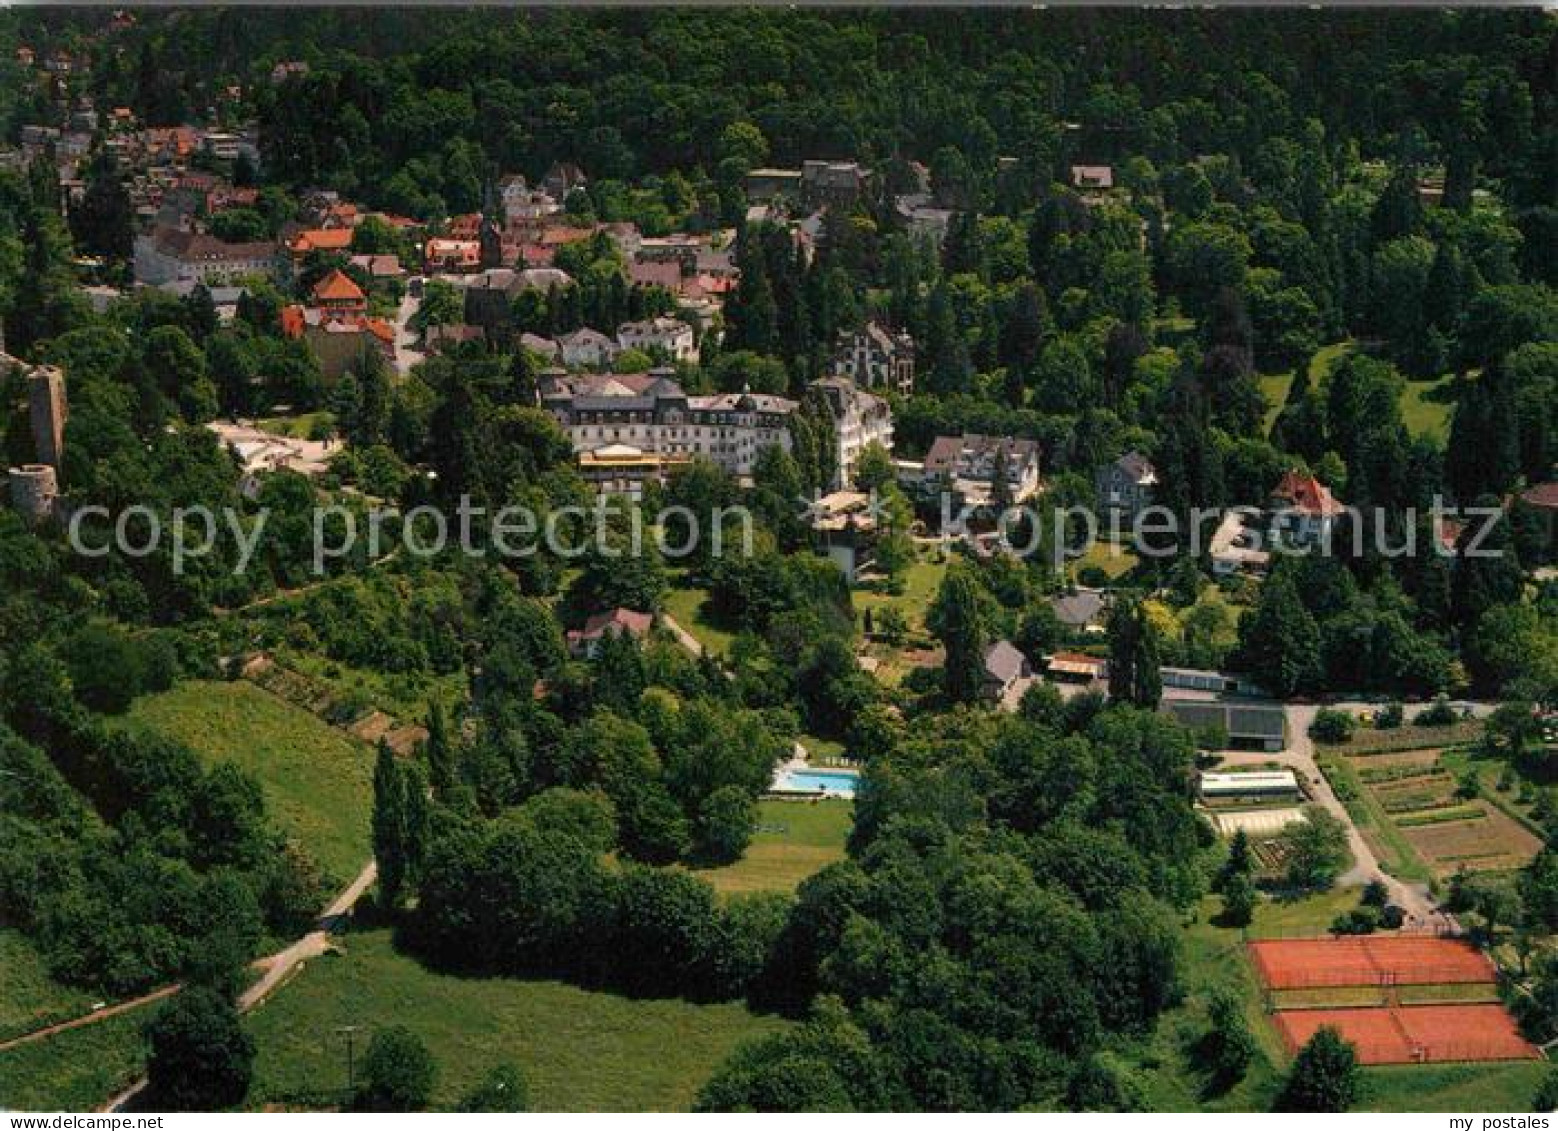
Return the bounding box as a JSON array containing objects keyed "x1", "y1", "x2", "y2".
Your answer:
[
  {"x1": 1274, "y1": 1004, "x2": 1537, "y2": 1065},
  {"x1": 1249, "y1": 936, "x2": 1497, "y2": 990}
]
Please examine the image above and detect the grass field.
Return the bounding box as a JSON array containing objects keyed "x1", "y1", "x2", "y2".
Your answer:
[
  {"x1": 662, "y1": 584, "x2": 737, "y2": 656},
  {"x1": 1257, "y1": 342, "x2": 1454, "y2": 442},
  {"x1": 1071, "y1": 536, "x2": 1140, "y2": 582},
  {"x1": 1357, "y1": 1062, "x2": 1549, "y2": 1111},
  {"x1": 1399, "y1": 377, "x2": 1457, "y2": 440},
  {"x1": 694, "y1": 799, "x2": 852, "y2": 895},
  {"x1": 854, "y1": 554, "x2": 947, "y2": 626},
  {"x1": 256, "y1": 411, "x2": 333, "y2": 440},
  {"x1": 0, "y1": 1011, "x2": 146, "y2": 1112},
  {"x1": 0, "y1": 931, "x2": 93, "y2": 1042},
  {"x1": 123, "y1": 680, "x2": 376, "y2": 884},
  {"x1": 1259, "y1": 342, "x2": 1355, "y2": 434},
  {"x1": 245, "y1": 929, "x2": 789, "y2": 1111},
  {"x1": 1244, "y1": 887, "x2": 1365, "y2": 938}
]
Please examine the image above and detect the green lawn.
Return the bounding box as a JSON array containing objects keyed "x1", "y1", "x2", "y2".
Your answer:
[
  {"x1": 694, "y1": 799, "x2": 852, "y2": 896},
  {"x1": 1072, "y1": 536, "x2": 1140, "y2": 582},
  {"x1": 0, "y1": 930, "x2": 93, "y2": 1041},
  {"x1": 854, "y1": 554, "x2": 946, "y2": 627},
  {"x1": 662, "y1": 584, "x2": 737, "y2": 656},
  {"x1": 1399, "y1": 376, "x2": 1457, "y2": 441},
  {"x1": 123, "y1": 680, "x2": 376, "y2": 884},
  {"x1": 0, "y1": 1012, "x2": 147, "y2": 1112},
  {"x1": 257, "y1": 411, "x2": 334, "y2": 440},
  {"x1": 245, "y1": 929, "x2": 789, "y2": 1111},
  {"x1": 1244, "y1": 887, "x2": 1366, "y2": 938},
  {"x1": 1358, "y1": 1062, "x2": 1548, "y2": 1112},
  {"x1": 1133, "y1": 898, "x2": 1291, "y2": 1111},
  {"x1": 1259, "y1": 342, "x2": 1355, "y2": 434},
  {"x1": 1260, "y1": 340, "x2": 1458, "y2": 443},
  {"x1": 1258, "y1": 371, "x2": 1296, "y2": 435},
  {"x1": 797, "y1": 732, "x2": 847, "y2": 762}
]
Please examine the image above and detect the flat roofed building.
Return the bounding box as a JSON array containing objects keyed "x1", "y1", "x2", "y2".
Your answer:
[
  {"x1": 1165, "y1": 700, "x2": 1287, "y2": 751},
  {"x1": 1199, "y1": 770, "x2": 1299, "y2": 801},
  {"x1": 1044, "y1": 651, "x2": 1108, "y2": 683}
]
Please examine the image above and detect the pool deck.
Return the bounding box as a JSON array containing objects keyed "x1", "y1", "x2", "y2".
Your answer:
[{"x1": 768, "y1": 753, "x2": 861, "y2": 799}]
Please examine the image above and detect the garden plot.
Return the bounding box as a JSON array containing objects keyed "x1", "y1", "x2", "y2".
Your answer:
[
  {"x1": 1347, "y1": 750, "x2": 1543, "y2": 878},
  {"x1": 1401, "y1": 806, "x2": 1543, "y2": 876}
]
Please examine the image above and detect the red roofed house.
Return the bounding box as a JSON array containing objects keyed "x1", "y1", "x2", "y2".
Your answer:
[
  {"x1": 281, "y1": 303, "x2": 395, "y2": 380},
  {"x1": 566, "y1": 608, "x2": 655, "y2": 659},
  {"x1": 425, "y1": 238, "x2": 481, "y2": 273},
  {"x1": 1517, "y1": 481, "x2": 1558, "y2": 561},
  {"x1": 1270, "y1": 469, "x2": 1345, "y2": 547},
  {"x1": 630, "y1": 259, "x2": 684, "y2": 293},
  {"x1": 286, "y1": 227, "x2": 355, "y2": 269},
  {"x1": 445, "y1": 213, "x2": 483, "y2": 241},
  {"x1": 312, "y1": 268, "x2": 366, "y2": 313}
]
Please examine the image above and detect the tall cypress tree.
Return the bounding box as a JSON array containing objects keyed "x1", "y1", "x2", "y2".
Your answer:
[
  {"x1": 424, "y1": 701, "x2": 454, "y2": 800},
  {"x1": 372, "y1": 740, "x2": 408, "y2": 909},
  {"x1": 1108, "y1": 599, "x2": 1163, "y2": 708},
  {"x1": 929, "y1": 566, "x2": 989, "y2": 705}
]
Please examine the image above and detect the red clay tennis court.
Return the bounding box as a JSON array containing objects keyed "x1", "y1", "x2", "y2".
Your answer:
[
  {"x1": 1274, "y1": 1004, "x2": 1538, "y2": 1065},
  {"x1": 1249, "y1": 936, "x2": 1497, "y2": 990}
]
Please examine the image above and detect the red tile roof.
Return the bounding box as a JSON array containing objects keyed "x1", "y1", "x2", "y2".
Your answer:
[
  {"x1": 288, "y1": 228, "x2": 354, "y2": 255},
  {"x1": 1520, "y1": 481, "x2": 1558, "y2": 511},
  {"x1": 1272, "y1": 469, "x2": 1344, "y2": 517},
  {"x1": 312, "y1": 268, "x2": 365, "y2": 304}
]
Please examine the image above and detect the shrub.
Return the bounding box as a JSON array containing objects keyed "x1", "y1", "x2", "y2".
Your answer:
[
  {"x1": 1278, "y1": 1026, "x2": 1359, "y2": 1111},
  {"x1": 1376, "y1": 702, "x2": 1404, "y2": 730},
  {"x1": 356, "y1": 1026, "x2": 437, "y2": 1112},
  {"x1": 459, "y1": 1063, "x2": 529, "y2": 1112},
  {"x1": 1415, "y1": 696, "x2": 1459, "y2": 727},
  {"x1": 1077, "y1": 565, "x2": 1112, "y2": 589},
  {"x1": 1380, "y1": 904, "x2": 1405, "y2": 929},
  {"x1": 1330, "y1": 906, "x2": 1380, "y2": 935},
  {"x1": 1308, "y1": 709, "x2": 1356, "y2": 744},
  {"x1": 144, "y1": 987, "x2": 255, "y2": 1111}
]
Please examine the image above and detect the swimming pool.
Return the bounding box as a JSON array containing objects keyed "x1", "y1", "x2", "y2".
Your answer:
[{"x1": 771, "y1": 768, "x2": 860, "y2": 798}]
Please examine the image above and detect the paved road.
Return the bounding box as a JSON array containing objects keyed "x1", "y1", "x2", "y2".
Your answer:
[
  {"x1": 391, "y1": 282, "x2": 425, "y2": 377},
  {"x1": 1218, "y1": 705, "x2": 1435, "y2": 919},
  {"x1": 100, "y1": 858, "x2": 378, "y2": 1112}
]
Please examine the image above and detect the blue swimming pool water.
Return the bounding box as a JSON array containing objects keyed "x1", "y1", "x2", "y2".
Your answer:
[{"x1": 774, "y1": 769, "x2": 860, "y2": 797}]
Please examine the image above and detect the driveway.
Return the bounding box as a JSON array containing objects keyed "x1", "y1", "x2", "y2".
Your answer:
[
  {"x1": 390, "y1": 281, "x2": 425, "y2": 377},
  {"x1": 1214, "y1": 700, "x2": 1504, "y2": 926}
]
